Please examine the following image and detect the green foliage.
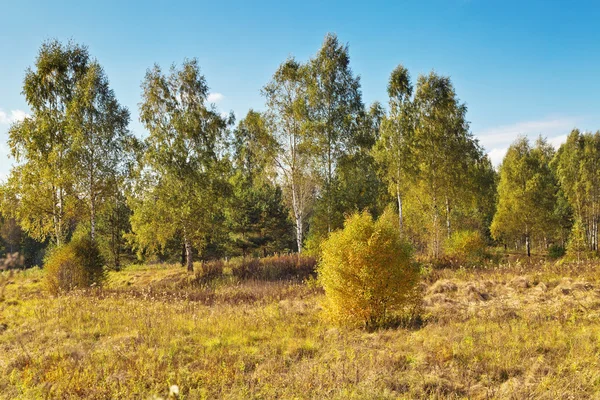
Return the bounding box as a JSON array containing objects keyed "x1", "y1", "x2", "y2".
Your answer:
[
  {"x1": 311, "y1": 103, "x2": 389, "y2": 239},
  {"x1": 548, "y1": 245, "x2": 566, "y2": 260},
  {"x1": 552, "y1": 129, "x2": 600, "y2": 251},
  {"x1": 130, "y1": 59, "x2": 230, "y2": 271},
  {"x1": 4, "y1": 40, "x2": 89, "y2": 245},
  {"x1": 374, "y1": 67, "x2": 492, "y2": 259},
  {"x1": 305, "y1": 33, "x2": 364, "y2": 233},
  {"x1": 45, "y1": 236, "x2": 105, "y2": 294},
  {"x1": 263, "y1": 57, "x2": 313, "y2": 252},
  {"x1": 443, "y1": 230, "x2": 489, "y2": 266},
  {"x1": 228, "y1": 110, "x2": 294, "y2": 256},
  {"x1": 318, "y1": 210, "x2": 421, "y2": 329},
  {"x1": 67, "y1": 60, "x2": 132, "y2": 242},
  {"x1": 491, "y1": 137, "x2": 558, "y2": 255},
  {"x1": 566, "y1": 218, "x2": 588, "y2": 263}
]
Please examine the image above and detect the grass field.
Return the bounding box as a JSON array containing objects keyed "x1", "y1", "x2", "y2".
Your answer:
[{"x1": 2, "y1": 259, "x2": 600, "y2": 399}]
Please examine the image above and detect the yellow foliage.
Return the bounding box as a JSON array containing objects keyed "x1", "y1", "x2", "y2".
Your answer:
[
  {"x1": 45, "y1": 237, "x2": 105, "y2": 294},
  {"x1": 444, "y1": 230, "x2": 489, "y2": 266},
  {"x1": 318, "y1": 210, "x2": 421, "y2": 328}
]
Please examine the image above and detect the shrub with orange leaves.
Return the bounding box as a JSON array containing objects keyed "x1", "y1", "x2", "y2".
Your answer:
[{"x1": 318, "y1": 210, "x2": 421, "y2": 329}]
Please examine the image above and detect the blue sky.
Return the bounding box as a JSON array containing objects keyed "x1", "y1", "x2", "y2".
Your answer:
[{"x1": 1, "y1": 0, "x2": 599, "y2": 177}]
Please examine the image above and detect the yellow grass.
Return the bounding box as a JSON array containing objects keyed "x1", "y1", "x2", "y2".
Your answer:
[{"x1": 2, "y1": 260, "x2": 600, "y2": 399}]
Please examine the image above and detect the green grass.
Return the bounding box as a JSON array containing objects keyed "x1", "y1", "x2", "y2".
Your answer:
[{"x1": 2, "y1": 261, "x2": 600, "y2": 399}]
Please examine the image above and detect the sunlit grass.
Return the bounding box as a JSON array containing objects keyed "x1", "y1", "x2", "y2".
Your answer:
[{"x1": 2, "y1": 260, "x2": 600, "y2": 398}]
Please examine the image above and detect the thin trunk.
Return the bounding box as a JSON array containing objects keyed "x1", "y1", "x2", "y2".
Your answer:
[
  {"x1": 594, "y1": 215, "x2": 598, "y2": 251},
  {"x1": 327, "y1": 134, "x2": 332, "y2": 234},
  {"x1": 57, "y1": 187, "x2": 64, "y2": 247},
  {"x1": 184, "y1": 235, "x2": 194, "y2": 272},
  {"x1": 445, "y1": 196, "x2": 451, "y2": 239},
  {"x1": 291, "y1": 173, "x2": 303, "y2": 253},
  {"x1": 181, "y1": 242, "x2": 186, "y2": 267},
  {"x1": 52, "y1": 186, "x2": 61, "y2": 246},
  {"x1": 90, "y1": 196, "x2": 96, "y2": 241},
  {"x1": 432, "y1": 180, "x2": 439, "y2": 259},
  {"x1": 525, "y1": 230, "x2": 531, "y2": 257},
  {"x1": 396, "y1": 184, "x2": 403, "y2": 235},
  {"x1": 296, "y1": 212, "x2": 303, "y2": 254}
]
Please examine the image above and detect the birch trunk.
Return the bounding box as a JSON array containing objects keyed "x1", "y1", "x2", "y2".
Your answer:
[
  {"x1": 396, "y1": 184, "x2": 403, "y2": 234},
  {"x1": 291, "y1": 180, "x2": 303, "y2": 253},
  {"x1": 184, "y1": 235, "x2": 193, "y2": 272},
  {"x1": 445, "y1": 196, "x2": 451, "y2": 239}
]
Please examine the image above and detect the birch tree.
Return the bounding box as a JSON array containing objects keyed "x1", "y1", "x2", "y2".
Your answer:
[
  {"x1": 491, "y1": 137, "x2": 558, "y2": 256},
  {"x1": 413, "y1": 72, "x2": 487, "y2": 256},
  {"x1": 4, "y1": 40, "x2": 90, "y2": 245},
  {"x1": 305, "y1": 33, "x2": 363, "y2": 233},
  {"x1": 373, "y1": 65, "x2": 415, "y2": 234},
  {"x1": 68, "y1": 61, "x2": 131, "y2": 242},
  {"x1": 553, "y1": 129, "x2": 600, "y2": 251},
  {"x1": 229, "y1": 110, "x2": 293, "y2": 256},
  {"x1": 131, "y1": 59, "x2": 230, "y2": 271},
  {"x1": 263, "y1": 58, "x2": 313, "y2": 253}
]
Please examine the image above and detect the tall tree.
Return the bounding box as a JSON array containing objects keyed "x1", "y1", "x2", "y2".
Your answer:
[
  {"x1": 67, "y1": 61, "x2": 132, "y2": 242},
  {"x1": 411, "y1": 72, "x2": 485, "y2": 257},
  {"x1": 305, "y1": 33, "x2": 363, "y2": 233},
  {"x1": 263, "y1": 58, "x2": 313, "y2": 253},
  {"x1": 552, "y1": 129, "x2": 600, "y2": 251},
  {"x1": 130, "y1": 59, "x2": 230, "y2": 271},
  {"x1": 325, "y1": 102, "x2": 388, "y2": 233},
  {"x1": 373, "y1": 65, "x2": 415, "y2": 234},
  {"x1": 4, "y1": 40, "x2": 90, "y2": 245},
  {"x1": 491, "y1": 137, "x2": 558, "y2": 256},
  {"x1": 229, "y1": 110, "x2": 293, "y2": 256}
]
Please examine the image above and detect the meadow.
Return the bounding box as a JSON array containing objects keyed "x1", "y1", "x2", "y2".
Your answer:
[{"x1": 2, "y1": 257, "x2": 600, "y2": 399}]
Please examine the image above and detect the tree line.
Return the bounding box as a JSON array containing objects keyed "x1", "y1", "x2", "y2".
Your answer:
[{"x1": 0, "y1": 35, "x2": 597, "y2": 271}]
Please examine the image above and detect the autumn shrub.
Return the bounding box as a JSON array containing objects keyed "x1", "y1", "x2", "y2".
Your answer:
[
  {"x1": 262, "y1": 254, "x2": 316, "y2": 280},
  {"x1": 196, "y1": 259, "x2": 225, "y2": 283},
  {"x1": 443, "y1": 230, "x2": 489, "y2": 266},
  {"x1": 230, "y1": 255, "x2": 317, "y2": 281},
  {"x1": 230, "y1": 257, "x2": 261, "y2": 279},
  {"x1": 45, "y1": 237, "x2": 106, "y2": 294},
  {"x1": 319, "y1": 210, "x2": 421, "y2": 329}
]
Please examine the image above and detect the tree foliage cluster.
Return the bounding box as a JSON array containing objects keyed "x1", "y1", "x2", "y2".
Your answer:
[
  {"x1": 492, "y1": 130, "x2": 600, "y2": 259},
  {"x1": 2, "y1": 35, "x2": 598, "y2": 275}
]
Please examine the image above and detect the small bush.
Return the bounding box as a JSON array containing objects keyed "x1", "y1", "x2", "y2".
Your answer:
[
  {"x1": 230, "y1": 255, "x2": 316, "y2": 281},
  {"x1": 548, "y1": 244, "x2": 566, "y2": 260},
  {"x1": 196, "y1": 259, "x2": 225, "y2": 283},
  {"x1": 443, "y1": 230, "x2": 489, "y2": 266},
  {"x1": 45, "y1": 237, "x2": 106, "y2": 294},
  {"x1": 318, "y1": 210, "x2": 421, "y2": 329},
  {"x1": 230, "y1": 257, "x2": 261, "y2": 279}
]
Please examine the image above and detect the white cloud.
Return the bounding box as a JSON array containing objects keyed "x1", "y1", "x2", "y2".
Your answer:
[
  {"x1": 487, "y1": 147, "x2": 508, "y2": 167},
  {"x1": 549, "y1": 134, "x2": 568, "y2": 149},
  {"x1": 476, "y1": 117, "x2": 577, "y2": 149},
  {"x1": 476, "y1": 116, "x2": 579, "y2": 166},
  {"x1": 0, "y1": 109, "x2": 29, "y2": 124},
  {"x1": 207, "y1": 92, "x2": 224, "y2": 103}
]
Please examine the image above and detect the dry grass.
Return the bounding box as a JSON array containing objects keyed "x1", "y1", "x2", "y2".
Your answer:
[{"x1": 2, "y1": 260, "x2": 600, "y2": 399}]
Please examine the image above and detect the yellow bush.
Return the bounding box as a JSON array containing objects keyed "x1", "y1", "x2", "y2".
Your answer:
[
  {"x1": 318, "y1": 210, "x2": 421, "y2": 329},
  {"x1": 45, "y1": 237, "x2": 105, "y2": 294},
  {"x1": 443, "y1": 230, "x2": 488, "y2": 266}
]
